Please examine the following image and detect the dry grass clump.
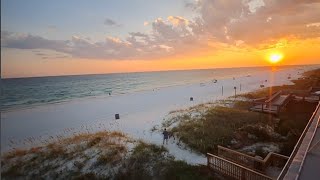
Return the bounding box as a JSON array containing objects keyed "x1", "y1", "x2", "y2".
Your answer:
[
  {"x1": 1, "y1": 130, "x2": 132, "y2": 180},
  {"x1": 2, "y1": 135, "x2": 216, "y2": 179},
  {"x1": 3, "y1": 149, "x2": 28, "y2": 159}
]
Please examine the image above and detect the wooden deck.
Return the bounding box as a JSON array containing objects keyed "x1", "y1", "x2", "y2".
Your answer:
[
  {"x1": 249, "y1": 89, "x2": 320, "y2": 115},
  {"x1": 250, "y1": 91, "x2": 291, "y2": 114},
  {"x1": 208, "y1": 89, "x2": 320, "y2": 179},
  {"x1": 250, "y1": 104, "x2": 280, "y2": 114},
  {"x1": 207, "y1": 88, "x2": 320, "y2": 179}
]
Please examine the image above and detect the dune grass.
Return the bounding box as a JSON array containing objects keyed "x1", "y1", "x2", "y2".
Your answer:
[
  {"x1": 163, "y1": 99, "x2": 317, "y2": 157},
  {"x1": 163, "y1": 68, "x2": 320, "y2": 157},
  {"x1": 115, "y1": 142, "x2": 215, "y2": 180},
  {"x1": 1, "y1": 130, "x2": 132, "y2": 179},
  {"x1": 1, "y1": 131, "x2": 216, "y2": 180},
  {"x1": 168, "y1": 105, "x2": 272, "y2": 154}
]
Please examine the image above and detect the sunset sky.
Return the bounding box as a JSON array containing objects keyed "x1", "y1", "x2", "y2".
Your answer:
[{"x1": 1, "y1": 0, "x2": 320, "y2": 78}]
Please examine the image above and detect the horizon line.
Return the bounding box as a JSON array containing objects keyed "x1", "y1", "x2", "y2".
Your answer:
[{"x1": 2, "y1": 63, "x2": 319, "y2": 80}]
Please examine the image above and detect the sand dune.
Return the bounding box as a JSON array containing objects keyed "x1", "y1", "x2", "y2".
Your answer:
[{"x1": 1, "y1": 66, "x2": 318, "y2": 164}]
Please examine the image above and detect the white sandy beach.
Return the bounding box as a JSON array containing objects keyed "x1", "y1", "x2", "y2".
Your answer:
[{"x1": 1, "y1": 66, "x2": 319, "y2": 164}]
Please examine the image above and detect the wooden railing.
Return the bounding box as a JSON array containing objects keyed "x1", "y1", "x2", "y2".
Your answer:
[
  {"x1": 218, "y1": 146, "x2": 258, "y2": 170},
  {"x1": 277, "y1": 101, "x2": 320, "y2": 179},
  {"x1": 282, "y1": 89, "x2": 312, "y2": 96},
  {"x1": 264, "y1": 152, "x2": 289, "y2": 168},
  {"x1": 207, "y1": 153, "x2": 273, "y2": 180},
  {"x1": 250, "y1": 91, "x2": 293, "y2": 114},
  {"x1": 218, "y1": 146, "x2": 289, "y2": 173},
  {"x1": 265, "y1": 91, "x2": 283, "y2": 104}
]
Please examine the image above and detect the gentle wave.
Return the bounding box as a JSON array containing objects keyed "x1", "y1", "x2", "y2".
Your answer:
[{"x1": 0, "y1": 65, "x2": 311, "y2": 111}]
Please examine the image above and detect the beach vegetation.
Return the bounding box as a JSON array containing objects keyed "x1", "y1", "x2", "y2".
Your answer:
[
  {"x1": 1, "y1": 130, "x2": 131, "y2": 179},
  {"x1": 164, "y1": 99, "x2": 317, "y2": 157},
  {"x1": 1, "y1": 131, "x2": 216, "y2": 180},
  {"x1": 166, "y1": 105, "x2": 271, "y2": 154},
  {"x1": 162, "y1": 68, "x2": 320, "y2": 158},
  {"x1": 115, "y1": 142, "x2": 214, "y2": 180}
]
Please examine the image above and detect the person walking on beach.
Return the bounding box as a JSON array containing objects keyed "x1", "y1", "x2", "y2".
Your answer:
[{"x1": 163, "y1": 128, "x2": 169, "y2": 145}]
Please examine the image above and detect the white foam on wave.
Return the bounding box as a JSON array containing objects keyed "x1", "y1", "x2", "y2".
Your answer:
[{"x1": 2, "y1": 65, "x2": 319, "y2": 164}]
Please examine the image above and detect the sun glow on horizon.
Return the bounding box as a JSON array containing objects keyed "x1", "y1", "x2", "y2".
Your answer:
[{"x1": 268, "y1": 53, "x2": 283, "y2": 64}]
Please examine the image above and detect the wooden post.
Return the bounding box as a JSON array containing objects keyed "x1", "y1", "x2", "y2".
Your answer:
[
  {"x1": 222, "y1": 86, "x2": 224, "y2": 96},
  {"x1": 234, "y1": 86, "x2": 237, "y2": 99},
  {"x1": 241, "y1": 168, "x2": 245, "y2": 180}
]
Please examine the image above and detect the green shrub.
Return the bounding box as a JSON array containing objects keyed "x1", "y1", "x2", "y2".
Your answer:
[
  {"x1": 115, "y1": 142, "x2": 214, "y2": 180},
  {"x1": 172, "y1": 106, "x2": 269, "y2": 154}
]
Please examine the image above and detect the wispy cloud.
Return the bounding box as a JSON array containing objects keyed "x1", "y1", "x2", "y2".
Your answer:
[
  {"x1": 104, "y1": 18, "x2": 121, "y2": 27},
  {"x1": 35, "y1": 52, "x2": 47, "y2": 56},
  {"x1": 2, "y1": 0, "x2": 319, "y2": 60},
  {"x1": 189, "y1": 0, "x2": 320, "y2": 44}
]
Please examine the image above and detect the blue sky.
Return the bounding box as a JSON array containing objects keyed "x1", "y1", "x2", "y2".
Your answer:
[
  {"x1": 1, "y1": 0, "x2": 194, "y2": 40},
  {"x1": 1, "y1": 0, "x2": 319, "y2": 78}
]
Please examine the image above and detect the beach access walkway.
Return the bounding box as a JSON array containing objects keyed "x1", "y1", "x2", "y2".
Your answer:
[
  {"x1": 250, "y1": 91, "x2": 292, "y2": 114},
  {"x1": 206, "y1": 101, "x2": 320, "y2": 180},
  {"x1": 207, "y1": 145, "x2": 289, "y2": 180},
  {"x1": 278, "y1": 101, "x2": 320, "y2": 180},
  {"x1": 250, "y1": 89, "x2": 320, "y2": 115},
  {"x1": 206, "y1": 86, "x2": 320, "y2": 179}
]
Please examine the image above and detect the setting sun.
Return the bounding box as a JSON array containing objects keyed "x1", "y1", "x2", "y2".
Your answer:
[
  {"x1": 2, "y1": 1, "x2": 320, "y2": 179},
  {"x1": 269, "y1": 53, "x2": 283, "y2": 64}
]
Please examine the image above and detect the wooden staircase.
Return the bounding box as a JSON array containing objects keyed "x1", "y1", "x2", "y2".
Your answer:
[{"x1": 207, "y1": 146, "x2": 289, "y2": 180}]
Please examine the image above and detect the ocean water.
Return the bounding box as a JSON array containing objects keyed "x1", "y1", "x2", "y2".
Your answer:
[{"x1": 0, "y1": 66, "x2": 309, "y2": 111}]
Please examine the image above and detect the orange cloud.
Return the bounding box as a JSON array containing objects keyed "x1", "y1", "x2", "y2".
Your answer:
[{"x1": 2, "y1": 0, "x2": 320, "y2": 78}]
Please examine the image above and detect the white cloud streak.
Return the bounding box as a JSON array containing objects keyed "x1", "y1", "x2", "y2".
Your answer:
[{"x1": 2, "y1": 0, "x2": 319, "y2": 60}]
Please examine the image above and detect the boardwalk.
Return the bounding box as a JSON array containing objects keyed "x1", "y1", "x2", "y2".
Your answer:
[
  {"x1": 250, "y1": 90, "x2": 319, "y2": 115},
  {"x1": 278, "y1": 101, "x2": 320, "y2": 180},
  {"x1": 208, "y1": 102, "x2": 320, "y2": 180},
  {"x1": 272, "y1": 95, "x2": 290, "y2": 106},
  {"x1": 250, "y1": 91, "x2": 291, "y2": 114},
  {"x1": 299, "y1": 121, "x2": 320, "y2": 180},
  {"x1": 208, "y1": 90, "x2": 320, "y2": 180}
]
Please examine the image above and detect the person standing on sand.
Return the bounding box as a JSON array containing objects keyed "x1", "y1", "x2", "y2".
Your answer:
[{"x1": 163, "y1": 128, "x2": 169, "y2": 145}]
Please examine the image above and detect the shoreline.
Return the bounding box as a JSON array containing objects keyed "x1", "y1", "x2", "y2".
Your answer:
[
  {"x1": 2, "y1": 65, "x2": 316, "y2": 113},
  {"x1": 1, "y1": 66, "x2": 319, "y2": 164}
]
